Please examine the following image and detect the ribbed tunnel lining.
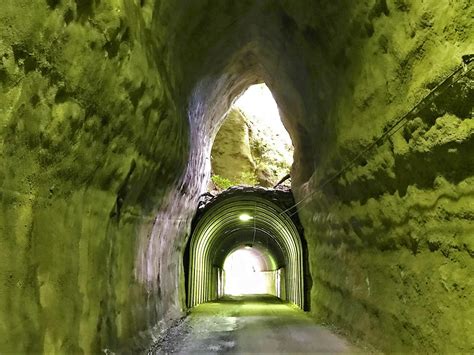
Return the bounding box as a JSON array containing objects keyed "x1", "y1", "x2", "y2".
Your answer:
[{"x1": 187, "y1": 188, "x2": 304, "y2": 308}]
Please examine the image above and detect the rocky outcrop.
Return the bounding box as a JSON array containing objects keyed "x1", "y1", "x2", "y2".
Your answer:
[
  {"x1": 211, "y1": 106, "x2": 292, "y2": 189},
  {"x1": 211, "y1": 108, "x2": 256, "y2": 185}
]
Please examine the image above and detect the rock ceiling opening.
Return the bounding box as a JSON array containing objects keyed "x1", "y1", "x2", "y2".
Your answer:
[{"x1": 210, "y1": 83, "x2": 294, "y2": 191}]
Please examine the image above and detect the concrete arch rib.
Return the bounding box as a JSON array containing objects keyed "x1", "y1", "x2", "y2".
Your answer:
[{"x1": 187, "y1": 187, "x2": 304, "y2": 309}]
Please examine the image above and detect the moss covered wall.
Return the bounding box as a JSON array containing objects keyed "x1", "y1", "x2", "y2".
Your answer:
[
  {"x1": 0, "y1": 0, "x2": 189, "y2": 352},
  {"x1": 0, "y1": 0, "x2": 472, "y2": 353},
  {"x1": 211, "y1": 108, "x2": 256, "y2": 184},
  {"x1": 283, "y1": 0, "x2": 474, "y2": 352}
]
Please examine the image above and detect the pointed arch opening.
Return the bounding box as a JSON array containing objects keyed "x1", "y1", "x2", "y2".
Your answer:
[{"x1": 210, "y1": 83, "x2": 293, "y2": 190}]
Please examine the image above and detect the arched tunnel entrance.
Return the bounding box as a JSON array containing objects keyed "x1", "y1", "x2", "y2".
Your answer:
[{"x1": 185, "y1": 187, "x2": 310, "y2": 310}]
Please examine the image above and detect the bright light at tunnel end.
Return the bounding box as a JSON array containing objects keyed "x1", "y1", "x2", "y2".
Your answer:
[
  {"x1": 239, "y1": 214, "x2": 253, "y2": 221},
  {"x1": 223, "y1": 248, "x2": 271, "y2": 296}
]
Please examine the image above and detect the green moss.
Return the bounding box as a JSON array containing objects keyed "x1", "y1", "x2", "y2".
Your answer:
[
  {"x1": 211, "y1": 175, "x2": 234, "y2": 190},
  {"x1": 211, "y1": 172, "x2": 259, "y2": 190},
  {"x1": 0, "y1": 0, "x2": 187, "y2": 353},
  {"x1": 239, "y1": 171, "x2": 258, "y2": 186}
]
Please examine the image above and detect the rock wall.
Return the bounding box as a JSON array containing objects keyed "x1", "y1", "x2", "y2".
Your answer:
[
  {"x1": 210, "y1": 107, "x2": 292, "y2": 188},
  {"x1": 211, "y1": 108, "x2": 256, "y2": 185},
  {"x1": 0, "y1": 0, "x2": 190, "y2": 352},
  {"x1": 284, "y1": 1, "x2": 474, "y2": 352}
]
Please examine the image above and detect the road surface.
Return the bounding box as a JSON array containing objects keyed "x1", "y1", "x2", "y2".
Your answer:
[{"x1": 150, "y1": 294, "x2": 356, "y2": 354}]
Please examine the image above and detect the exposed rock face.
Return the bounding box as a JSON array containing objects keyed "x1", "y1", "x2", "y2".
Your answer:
[
  {"x1": 211, "y1": 107, "x2": 292, "y2": 188},
  {"x1": 0, "y1": 1, "x2": 190, "y2": 353},
  {"x1": 299, "y1": 74, "x2": 474, "y2": 352},
  {"x1": 0, "y1": 0, "x2": 472, "y2": 353},
  {"x1": 211, "y1": 108, "x2": 256, "y2": 184}
]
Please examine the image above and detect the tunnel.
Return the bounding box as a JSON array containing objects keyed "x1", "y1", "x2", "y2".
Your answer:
[
  {"x1": 0, "y1": 0, "x2": 473, "y2": 354},
  {"x1": 186, "y1": 187, "x2": 306, "y2": 309}
]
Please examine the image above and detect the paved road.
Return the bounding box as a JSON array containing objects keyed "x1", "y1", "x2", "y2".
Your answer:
[{"x1": 151, "y1": 294, "x2": 356, "y2": 354}]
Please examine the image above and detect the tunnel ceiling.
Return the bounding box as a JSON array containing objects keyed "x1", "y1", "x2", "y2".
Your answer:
[{"x1": 188, "y1": 187, "x2": 304, "y2": 308}]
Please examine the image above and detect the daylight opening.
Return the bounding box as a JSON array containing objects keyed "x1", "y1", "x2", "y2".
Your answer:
[
  {"x1": 223, "y1": 247, "x2": 281, "y2": 296},
  {"x1": 210, "y1": 84, "x2": 293, "y2": 191}
]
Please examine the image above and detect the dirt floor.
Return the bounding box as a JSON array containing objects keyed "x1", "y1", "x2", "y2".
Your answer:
[{"x1": 148, "y1": 294, "x2": 356, "y2": 354}]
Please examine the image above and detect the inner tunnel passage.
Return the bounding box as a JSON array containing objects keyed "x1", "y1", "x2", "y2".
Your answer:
[{"x1": 186, "y1": 187, "x2": 310, "y2": 310}]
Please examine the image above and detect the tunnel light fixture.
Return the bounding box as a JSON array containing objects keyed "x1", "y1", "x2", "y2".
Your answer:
[{"x1": 239, "y1": 214, "x2": 253, "y2": 221}]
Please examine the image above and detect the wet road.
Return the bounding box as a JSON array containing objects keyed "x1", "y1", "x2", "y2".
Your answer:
[{"x1": 151, "y1": 295, "x2": 356, "y2": 354}]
